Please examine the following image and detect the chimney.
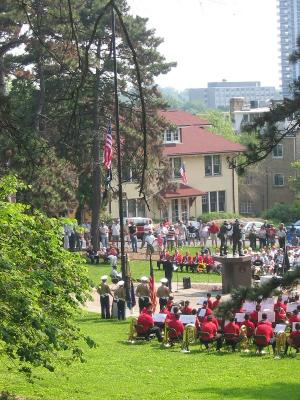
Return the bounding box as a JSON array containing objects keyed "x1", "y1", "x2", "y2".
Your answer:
[{"x1": 230, "y1": 97, "x2": 244, "y2": 123}]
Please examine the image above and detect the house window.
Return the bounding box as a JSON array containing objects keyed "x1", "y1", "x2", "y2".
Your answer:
[
  {"x1": 272, "y1": 144, "x2": 283, "y2": 158},
  {"x1": 205, "y1": 155, "x2": 221, "y2": 176},
  {"x1": 202, "y1": 191, "x2": 226, "y2": 213},
  {"x1": 240, "y1": 200, "x2": 254, "y2": 214},
  {"x1": 171, "y1": 199, "x2": 179, "y2": 221},
  {"x1": 123, "y1": 199, "x2": 146, "y2": 218},
  {"x1": 273, "y1": 173, "x2": 285, "y2": 186},
  {"x1": 202, "y1": 194, "x2": 209, "y2": 213},
  {"x1": 169, "y1": 157, "x2": 182, "y2": 179},
  {"x1": 218, "y1": 190, "x2": 225, "y2": 212},
  {"x1": 163, "y1": 129, "x2": 180, "y2": 143}
]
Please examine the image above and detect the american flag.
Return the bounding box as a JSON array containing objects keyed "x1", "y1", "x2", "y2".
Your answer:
[
  {"x1": 149, "y1": 255, "x2": 157, "y2": 312},
  {"x1": 180, "y1": 163, "x2": 188, "y2": 184},
  {"x1": 103, "y1": 121, "x2": 113, "y2": 169}
]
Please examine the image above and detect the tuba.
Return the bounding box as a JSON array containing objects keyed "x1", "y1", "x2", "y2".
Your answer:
[
  {"x1": 275, "y1": 331, "x2": 286, "y2": 359},
  {"x1": 127, "y1": 317, "x2": 138, "y2": 343},
  {"x1": 239, "y1": 325, "x2": 250, "y2": 352},
  {"x1": 181, "y1": 324, "x2": 196, "y2": 353}
]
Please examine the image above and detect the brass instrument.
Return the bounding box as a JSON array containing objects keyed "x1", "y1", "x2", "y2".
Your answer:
[
  {"x1": 275, "y1": 331, "x2": 287, "y2": 359},
  {"x1": 127, "y1": 317, "x2": 138, "y2": 343},
  {"x1": 181, "y1": 324, "x2": 196, "y2": 353},
  {"x1": 239, "y1": 325, "x2": 250, "y2": 352}
]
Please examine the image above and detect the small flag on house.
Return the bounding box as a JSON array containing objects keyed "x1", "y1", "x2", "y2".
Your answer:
[
  {"x1": 103, "y1": 120, "x2": 113, "y2": 169},
  {"x1": 179, "y1": 163, "x2": 188, "y2": 184}
]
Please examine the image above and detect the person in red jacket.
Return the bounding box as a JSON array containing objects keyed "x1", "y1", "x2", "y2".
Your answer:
[
  {"x1": 212, "y1": 294, "x2": 221, "y2": 310},
  {"x1": 204, "y1": 251, "x2": 214, "y2": 273},
  {"x1": 241, "y1": 314, "x2": 255, "y2": 338},
  {"x1": 274, "y1": 295, "x2": 285, "y2": 312},
  {"x1": 197, "y1": 301, "x2": 212, "y2": 323},
  {"x1": 220, "y1": 317, "x2": 241, "y2": 351},
  {"x1": 136, "y1": 304, "x2": 163, "y2": 342},
  {"x1": 200, "y1": 315, "x2": 218, "y2": 349},
  {"x1": 285, "y1": 323, "x2": 300, "y2": 354},
  {"x1": 181, "y1": 252, "x2": 193, "y2": 272},
  {"x1": 167, "y1": 312, "x2": 185, "y2": 342},
  {"x1": 255, "y1": 315, "x2": 275, "y2": 353}
]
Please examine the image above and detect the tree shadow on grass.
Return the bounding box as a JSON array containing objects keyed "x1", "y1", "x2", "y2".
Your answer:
[{"x1": 190, "y1": 383, "x2": 300, "y2": 400}]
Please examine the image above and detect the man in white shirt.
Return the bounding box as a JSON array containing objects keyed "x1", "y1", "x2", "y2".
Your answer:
[
  {"x1": 111, "y1": 220, "x2": 120, "y2": 248},
  {"x1": 99, "y1": 222, "x2": 109, "y2": 249},
  {"x1": 145, "y1": 231, "x2": 155, "y2": 259}
]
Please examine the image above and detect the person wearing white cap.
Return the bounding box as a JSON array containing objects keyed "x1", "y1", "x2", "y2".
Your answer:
[
  {"x1": 114, "y1": 280, "x2": 126, "y2": 320},
  {"x1": 136, "y1": 277, "x2": 150, "y2": 313},
  {"x1": 156, "y1": 278, "x2": 170, "y2": 311},
  {"x1": 97, "y1": 276, "x2": 112, "y2": 319}
]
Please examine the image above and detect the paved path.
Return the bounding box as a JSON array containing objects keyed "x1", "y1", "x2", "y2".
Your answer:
[{"x1": 85, "y1": 281, "x2": 223, "y2": 316}]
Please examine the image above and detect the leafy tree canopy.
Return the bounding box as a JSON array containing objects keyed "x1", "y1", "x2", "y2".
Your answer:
[{"x1": 0, "y1": 175, "x2": 95, "y2": 376}]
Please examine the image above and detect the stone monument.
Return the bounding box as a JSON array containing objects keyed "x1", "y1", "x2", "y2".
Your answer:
[{"x1": 214, "y1": 255, "x2": 252, "y2": 294}]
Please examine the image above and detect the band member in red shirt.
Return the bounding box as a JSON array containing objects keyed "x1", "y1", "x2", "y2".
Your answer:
[
  {"x1": 192, "y1": 252, "x2": 203, "y2": 273},
  {"x1": 257, "y1": 312, "x2": 272, "y2": 327},
  {"x1": 212, "y1": 294, "x2": 221, "y2": 310},
  {"x1": 241, "y1": 314, "x2": 255, "y2": 338},
  {"x1": 274, "y1": 306, "x2": 286, "y2": 324},
  {"x1": 197, "y1": 301, "x2": 212, "y2": 323},
  {"x1": 274, "y1": 295, "x2": 285, "y2": 312},
  {"x1": 200, "y1": 315, "x2": 218, "y2": 349},
  {"x1": 181, "y1": 300, "x2": 193, "y2": 315},
  {"x1": 206, "y1": 293, "x2": 213, "y2": 310},
  {"x1": 167, "y1": 312, "x2": 185, "y2": 342},
  {"x1": 203, "y1": 314, "x2": 219, "y2": 330},
  {"x1": 288, "y1": 309, "x2": 300, "y2": 325},
  {"x1": 136, "y1": 303, "x2": 163, "y2": 342},
  {"x1": 255, "y1": 315, "x2": 275, "y2": 353},
  {"x1": 219, "y1": 317, "x2": 241, "y2": 351}
]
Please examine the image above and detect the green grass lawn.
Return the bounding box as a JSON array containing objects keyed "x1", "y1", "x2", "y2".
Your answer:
[{"x1": 1, "y1": 313, "x2": 299, "y2": 400}]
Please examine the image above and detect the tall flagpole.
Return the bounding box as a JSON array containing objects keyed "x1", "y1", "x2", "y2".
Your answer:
[{"x1": 111, "y1": 5, "x2": 126, "y2": 285}]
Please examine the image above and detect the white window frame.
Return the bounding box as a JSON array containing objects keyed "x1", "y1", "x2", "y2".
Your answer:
[
  {"x1": 273, "y1": 173, "x2": 285, "y2": 187},
  {"x1": 202, "y1": 191, "x2": 226, "y2": 213},
  {"x1": 163, "y1": 129, "x2": 180, "y2": 144},
  {"x1": 169, "y1": 157, "x2": 182, "y2": 180},
  {"x1": 272, "y1": 144, "x2": 283, "y2": 159},
  {"x1": 240, "y1": 200, "x2": 254, "y2": 214},
  {"x1": 204, "y1": 154, "x2": 221, "y2": 176}
]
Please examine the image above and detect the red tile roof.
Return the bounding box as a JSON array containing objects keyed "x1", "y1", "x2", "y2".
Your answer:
[
  {"x1": 158, "y1": 109, "x2": 210, "y2": 126},
  {"x1": 159, "y1": 183, "x2": 206, "y2": 199},
  {"x1": 163, "y1": 126, "x2": 246, "y2": 156}
]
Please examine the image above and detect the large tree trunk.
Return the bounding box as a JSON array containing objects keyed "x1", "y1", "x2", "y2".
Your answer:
[
  {"x1": 91, "y1": 40, "x2": 102, "y2": 250},
  {"x1": 0, "y1": 56, "x2": 6, "y2": 96}
]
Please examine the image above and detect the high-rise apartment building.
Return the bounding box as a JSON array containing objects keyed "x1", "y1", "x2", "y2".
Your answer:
[
  {"x1": 278, "y1": 0, "x2": 300, "y2": 98},
  {"x1": 187, "y1": 81, "x2": 278, "y2": 109}
]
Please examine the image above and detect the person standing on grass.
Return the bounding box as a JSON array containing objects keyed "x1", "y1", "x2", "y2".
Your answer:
[
  {"x1": 97, "y1": 275, "x2": 112, "y2": 319},
  {"x1": 99, "y1": 222, "x2": 109, "y2": 249},
  {"x1": 208, "y1": 221, "x2": 219, "y2": 247},
  {"x1": 114, "y1": 280, "x2": 126, "y2": 320},
  {"x1": 111, "y1": 219, "x2": 120, "y2": 248},
  {"x1": 277, "y1": 223, "x2": 287, "y2": 249},
  {"x1": 164, "y1": 255, "x2": 174, "y2": 291},
  {"x1": 167, "y1": 225, "x2": 176, "y2": 251},
  {"x1": 129, "y1": 222, "x2": 138, "y2": 253}
]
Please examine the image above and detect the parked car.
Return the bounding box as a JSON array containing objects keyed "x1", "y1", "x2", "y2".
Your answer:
[
  {"x1": 125, "y1": 217, "x2": 153, "y2": 240},
  {"x1": 243, "y1": 221, "x2": 264, "y2": 238}
]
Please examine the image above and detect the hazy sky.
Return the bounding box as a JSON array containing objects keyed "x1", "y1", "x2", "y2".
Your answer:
[{"x1": 128, "y1": 0, "x2": 279, "y2": 90}]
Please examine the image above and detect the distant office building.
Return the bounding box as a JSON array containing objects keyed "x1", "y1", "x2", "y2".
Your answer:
[
  {"x1": 277, "y1": 0, "x2": 300, "y2": 98},
  {"x1": 187, "y1": 81, "x2": 278, "y2": 109}
]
